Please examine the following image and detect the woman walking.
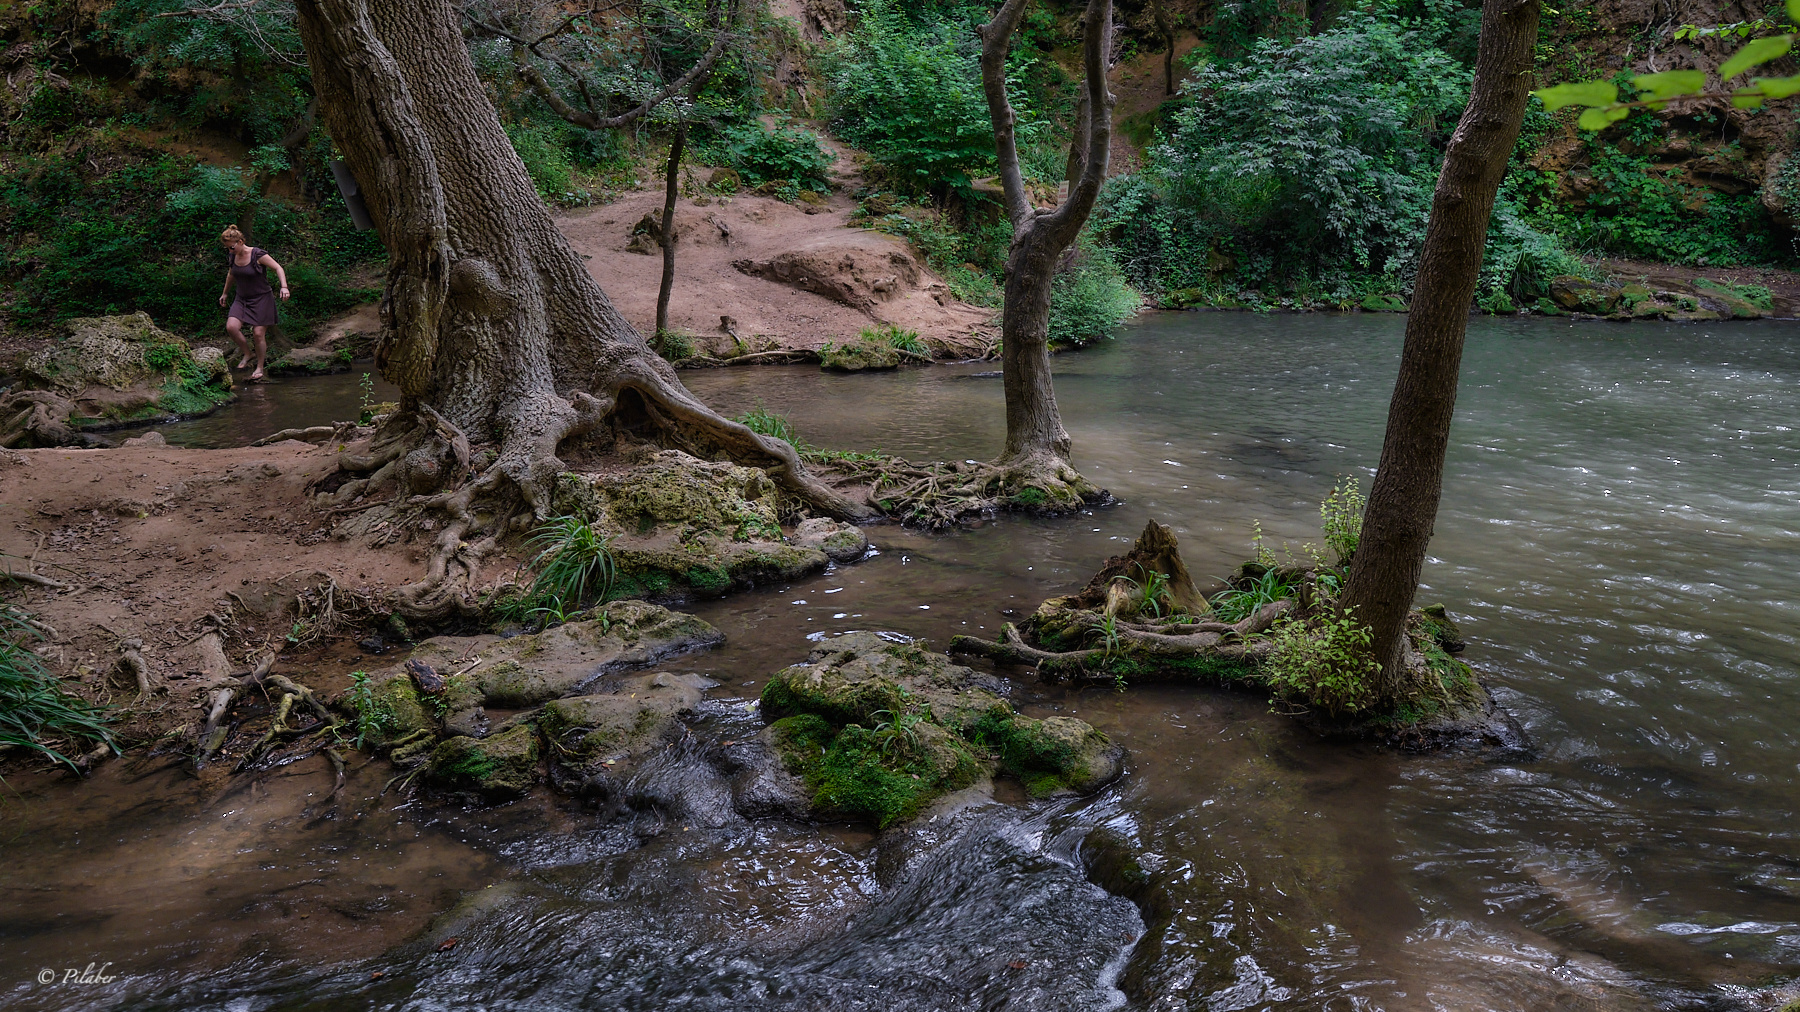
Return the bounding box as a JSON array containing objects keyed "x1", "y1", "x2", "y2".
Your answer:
[{"x1": 217, "y1": 225, "x2": 290, "y2": 381}]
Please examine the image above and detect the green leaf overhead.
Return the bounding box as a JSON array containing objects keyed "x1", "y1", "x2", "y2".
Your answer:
[
  {"x1": 1755, "y1": 72, "x2": 1800, "y2": 98},
  {"x1": 1532, "y1": 80, "x2": 1620, "y2": 111},
  {"x1": 1576, "y1": 105, "x2": 1631, "y2": 130},
  {"x1": 1630, "y1": 70, "x2": 1705, "y2": 99},
  {"x1": 1718, "y1": 33, "x2": 1792, "y2": 81}
]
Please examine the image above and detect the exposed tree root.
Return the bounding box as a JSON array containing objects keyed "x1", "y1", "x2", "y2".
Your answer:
[
  {"x1": 951, "y1": 600, "x2": 1288, "y2": 683},
  {"x1": 814, "y1": 448, "x2": 1107, "y2": 528}
]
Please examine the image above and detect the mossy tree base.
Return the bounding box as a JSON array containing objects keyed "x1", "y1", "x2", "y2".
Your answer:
[
  {"x1": 951, "y1": 521, "x2": 1524, "y2": 747},
  {"x1": 819, "y1": 448, "x2": 1109, "y2": 528}
]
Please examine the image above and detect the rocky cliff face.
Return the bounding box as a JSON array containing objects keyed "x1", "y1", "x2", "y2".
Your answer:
[{"x1": 1526, "y1": 0, "x2": 1797, "y2": 227}]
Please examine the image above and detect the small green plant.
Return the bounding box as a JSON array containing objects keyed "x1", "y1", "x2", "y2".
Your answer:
[
  {"x1": 867, "y1": 706, "x2": 928, "y2": 758},
  {"x1": 524, "y1": 515, "x2": 616, "y2": 616},
  {"x1": 1264, "y1": 611, "x2": 1381, "y2": 717},
  {"x1": 1209, "y1": 567, "x2": 1299, "y2": 623},
  {"x1": 0, "y1": 608, "x2": 113, "y2": 770},
  {"x1": 1111, "y1": 566, "x2": 1174, "y2": 618},
  {"x1": 1320, "y1": 477, "x2": 1366, "y2": 566},
  {"x1": 735, "y1": 403, "x2": 799, "y2": 444},
  {"x1": 860, "y1": 323, "x2": 927, "y2": 356},
  {"x1": 347, "y1": 669, "x2": 391, "y2": 749},
  {"x1": 357, "y1": 372, "x2": 375, "y2": 424},
  {"x1": 650, "y1": 329, "x2": 696, "y2": 362}
]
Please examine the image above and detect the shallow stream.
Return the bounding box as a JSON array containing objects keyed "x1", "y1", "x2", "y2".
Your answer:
[{"x1": 4, "y1": 312, "x2": 1797, "y2": 1010}]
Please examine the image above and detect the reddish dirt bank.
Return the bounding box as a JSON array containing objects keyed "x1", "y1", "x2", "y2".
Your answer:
[{"x1": 0, "y1": 439, "x2": 471, "y2": 749}]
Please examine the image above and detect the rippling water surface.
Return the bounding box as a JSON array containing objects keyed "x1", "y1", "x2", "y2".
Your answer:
[{"x1": 4, "y1": 311, "x2": 1796, "y2": 1010}]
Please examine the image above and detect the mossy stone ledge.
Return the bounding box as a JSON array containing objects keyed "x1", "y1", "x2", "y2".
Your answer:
[{"x1": 758, "y1": 631, "x2": 1123, "y2": 827}]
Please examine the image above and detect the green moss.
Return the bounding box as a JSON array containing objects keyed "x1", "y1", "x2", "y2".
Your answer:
[
  {"x1": 428, "y1": 723, "x2": 540, "y2": 796},
  {"x1": 760, "y1": 669, "x2": 909, "y2": 726},
  {"x1": 1006, "y1": 487, "x2": 1051, "y2": 508},
  {"x1": 684, "y1": 565, "x2": 732, "y2": 594},
  {"x1": 770, "y1": 715, "x2": 981, "y2": 828},
  {"x1": 1102, "y1": 651, "x2": 1261, "y2": 685},
  {"x1": 1694, "y1": 277, "x2": 1774, "y2": 310}
]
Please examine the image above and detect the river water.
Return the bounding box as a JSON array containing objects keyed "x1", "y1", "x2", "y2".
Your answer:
[{"x1": 4, "y1": 312, "x2": 1796, "y2": 1010}]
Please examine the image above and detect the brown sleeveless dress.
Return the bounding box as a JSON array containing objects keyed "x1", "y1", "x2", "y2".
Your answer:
[{"x1": 227, "y1": 247, "x2": 279, "y2": 328}]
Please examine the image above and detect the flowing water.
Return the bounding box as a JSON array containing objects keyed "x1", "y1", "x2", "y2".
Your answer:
[{"x1": 4, "y1": 312, "x2": 1797, "y2": 1010}]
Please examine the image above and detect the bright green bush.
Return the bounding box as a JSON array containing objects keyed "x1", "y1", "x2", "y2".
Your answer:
[
  {"x1": 709, "y1": 121, "x2": 834, "y2": 193},
  {"x1": 506, "y1": 122, "x2": 578, "y2": 196},
  {"x1": 1048, "y1": 240, "x2": 1138, "y2": 347},
  {"x1": 1265, "y1": 612, "x2": 1380, "y2": 717},
  {"x1": 823, "y1": 0, "x2": 996, "y2": 191}
]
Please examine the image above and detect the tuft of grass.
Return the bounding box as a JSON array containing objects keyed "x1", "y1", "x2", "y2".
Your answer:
[
  {"x1": 1320, "y1": 476, "x2": 1366, "y2": 567},
  {"x1": 1209, "y1": 567, "x2": 1299, "y2": 623},
  {"x1": 650, "y1": 329, "x2": 696, "y2": 362},
  {"x1": 735, "y1": 402, "x2": 799, "y2": 445},
  {"x1": 0, "y1": 607, "x2": 113, "y2": 770},
  {"x1": 517, "y1": 515, "x2": 616, "y2": 622},
  {"x1": 860, "y1": 323, "x2": 927, "y2": 356}
]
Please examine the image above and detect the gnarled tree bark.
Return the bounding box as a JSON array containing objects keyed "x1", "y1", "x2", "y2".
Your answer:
[
  {"x1": 290, "y1": 0, "x2": 865, "y2": 616},
  {"x1": 1336, "y1": 0, "x2": 1541, "y2": 705},
  {"x1": 976, "y1": 0, "x2": 1113, "y2": 506}
]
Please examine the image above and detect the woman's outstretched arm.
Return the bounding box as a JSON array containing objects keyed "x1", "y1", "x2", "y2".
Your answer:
[
  {"x1": 258, "y1": 254, "x2": 291, "y2": 299},
  {"x1": 219, "y1": 268, "x2": 234, "y2": 307}
]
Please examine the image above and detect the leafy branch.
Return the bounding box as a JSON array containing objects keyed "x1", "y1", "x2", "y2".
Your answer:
[{"x1": 1535, "y1": 0, "x2": 1800, "y2": 128}]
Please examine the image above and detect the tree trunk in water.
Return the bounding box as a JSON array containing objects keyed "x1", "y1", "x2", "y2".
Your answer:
[
  {"x1": 1336, "y1": 0, "x2": 1540, "y2": 704},
  {"x1": 290, "y1": 0, "x2": 865, "y2": 611},
  {"x1": 656, "y1": 122, "x2": 686, "y2": 338},
  {"x1": 978, "y1": 0, "x2": 1112, "y2": 499}
]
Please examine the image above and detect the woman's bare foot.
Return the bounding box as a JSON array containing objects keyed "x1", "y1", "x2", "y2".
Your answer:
[
  {"x1": 237, "y1": 355, "x2": 253, "y2": 369},
  {"x1": 248, "y1": 368, "x2": 265, "y2": 382}
]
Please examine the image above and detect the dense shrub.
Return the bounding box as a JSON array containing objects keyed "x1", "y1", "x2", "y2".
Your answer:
[
  {"x1": 706, "y1": 121, "x2": 835, "y2": 193},
  {"x1": 1048, "y1": 239, "x2": 1138, "y2": 347},
  {"x1": 823, "y1": 0, "x2": 995, "y2": 191}
]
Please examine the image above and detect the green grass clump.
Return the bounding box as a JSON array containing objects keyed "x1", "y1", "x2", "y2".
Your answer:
[
  {"x1": 1209, "y1": 567, "x2": 1300, "y2": 623},
  {"x1": 735, "y1": 403, "x2": 798, "y2": 444},
  {"x1": 861, "y1": 324, "x2": 926, "y2": 356},
  {"x1": 769, "y1": 713, "x2": 981, "y2": 827},
  {"x1": 0, "y1": 609, "x2": 114, "y2": 770},
  {"x1": 497, "y1": 515, "x2": 616, "y2": 627},
  {"x1": 650, "y1": 329, "x2": 696, "y2": 363}
]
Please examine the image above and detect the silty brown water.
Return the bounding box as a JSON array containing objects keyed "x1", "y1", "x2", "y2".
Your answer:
[{"x1": 3, "y1": 312, "x2": 1795, "y2": 1009}]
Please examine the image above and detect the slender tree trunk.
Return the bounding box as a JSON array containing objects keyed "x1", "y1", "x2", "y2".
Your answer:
[
  {"x1": 289, "y1": 0, "x2": 864, "y2": 610},
  {"x1": 978, "y1": 0, "x2": 1113, "y2": 494},
  {"x1": 1336, "y1": 0, "x2": 1541, "y2": 704},
  {"x1": 655, "y1": 121, "x2": 686, "y2": 337}
]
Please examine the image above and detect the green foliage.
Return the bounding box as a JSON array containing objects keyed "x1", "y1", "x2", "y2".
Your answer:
[
  {"x1": 735, "y1": 402, "x2": 799, "y2": 444},
  {"x1": 708, "y1": 121, "x2": 834, "y2": 194},
  {"x1": 650, "y1": 329, "x2": 696, "y2": 362},
  {"x1": 1694, "y1": 277, "x2": 1775, "y2": 309},
  {"x1": 516, "y1": 515, "x2": 617, "y2": 622},
  {"x1": 506, "y1": 122, "x2": 577, "y2": 197},
  {"x1": 347, "y1": 669, "x2": 392, "y2": 749},
  {"x1": 1265, "y1": 611, "x2": 1380, "y2": 717},
  {"x1": 0, "y1": 607, "x2": 114, "y2": 770},
  {"x1": 1, "y1": 154, "x2": 380, "y2": 338},
  {"x1": 1101, "y1": 6, "x2": 1592, "y2": 304},
  {"x1": 1209, "y1": 567, "x2": 1299, "y2": 623},
  {"x1": 861, "y1": 323, "x2": 926, "y2": 355},
  {"x1": 357, "y1": 373, "x2": 376, "y2": 424},
  {"x1": 769, "y1": 712, "x2": 980, "y2": 827},
  {"x1": 1048, "y1": 239, "x2": 1138, "y2": 347},
  {"x1": 823, "y1": 0, "x2": 995, "y2": 191},
  {"x1": 1320, "y1": 477, "x2": 1366, "y2": 566}
]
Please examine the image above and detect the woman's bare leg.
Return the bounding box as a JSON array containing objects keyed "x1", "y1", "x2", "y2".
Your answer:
[
  {"x1": 249, "y1": 326, "x2": 268, "y2": 381},
  {"x1": 226, "y1": 317, "x2": 251, "y2": 369}
]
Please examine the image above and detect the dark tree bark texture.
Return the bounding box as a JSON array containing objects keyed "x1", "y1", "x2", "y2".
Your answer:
[
  {"x1": 656, "y1": 121, "x2": 687, "y2": 337},
  {"x1": 977, "y1": 0, "x2": 1113, "y2": 504},
  {"x1": 1336, "y1": 0, "x2": 1542, "y2": 704},
  {"x1": 291, "y1": 0, "x2": 863, "y2": 615}
]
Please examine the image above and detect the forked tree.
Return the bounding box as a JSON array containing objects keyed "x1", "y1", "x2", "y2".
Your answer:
[
  {"x1": 289, "y1": 0, "x2": 866, "y2": 620},
  {"x1": 1335, "y1": 0, "x2": 1541, "y2": 703},
  {"x1": 975, "y1": 0, "x2": 1113, "y2": 505}
]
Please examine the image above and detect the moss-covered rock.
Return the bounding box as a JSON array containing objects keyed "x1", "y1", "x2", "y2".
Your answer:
[
  {"x1": 759, "y1": 631, "x2": 1123, "y2": 825},
  {"x1": 18, "y1": 312, "x2": 234, "y2": 425},
  {"x1": 1359, "y1": 293, "x2": 1407, "y2": 312},
  {"x1": 428, "y1": 723, "x2": 540, "y2": 797},
  {"x1": 1548, "y1": 275, "x2": 1622, "y2": 315},
  {"x1": 791, "y1": 516, "x2": 869, "y2": 562},
  {"x1": 267, "y1": 345, "x2": 354, "y2": 376},
  {"x1": 537, "y1": 670, "x2": 712, "y2": 779},
  {"x1": 547, "y1": 451, "x2": 838, "y2": 599}
]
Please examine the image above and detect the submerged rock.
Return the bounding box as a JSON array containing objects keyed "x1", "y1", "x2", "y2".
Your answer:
[
  {"x1": 2, "y1": 313, "x2": 234, "y2": 447},
  {"x1": 758, "y1": 631, "x2": 1124, "y2": 827},
  {"x1": 539, "y1": 670, "x2": 717, "y2": 791}
]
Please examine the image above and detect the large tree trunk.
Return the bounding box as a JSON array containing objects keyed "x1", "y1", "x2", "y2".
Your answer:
[
  {"x1": 1336, "y1": 0, "x2": 1541, "y2": 704},
  {"x1": 291, "y1": 0, "x2": 864, "y2": 611},
  {"x1": 978, "y1": 0, "x2": 1112, "y2": 501}
]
